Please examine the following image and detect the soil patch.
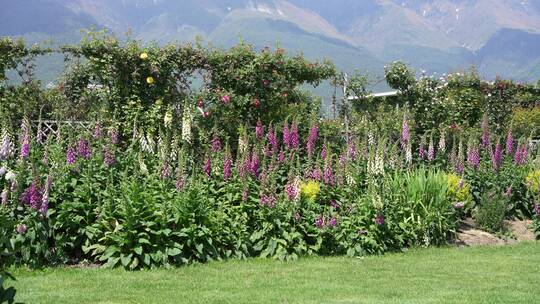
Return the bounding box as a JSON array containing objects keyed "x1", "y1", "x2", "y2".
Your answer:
[{"x1": 455, "y1": 218, "x2": 535, "y2": 246}]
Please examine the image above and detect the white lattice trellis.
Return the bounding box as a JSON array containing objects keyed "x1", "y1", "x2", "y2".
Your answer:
[{"x1": 30, "y1": 120, "x2": 93, "y2": 141}]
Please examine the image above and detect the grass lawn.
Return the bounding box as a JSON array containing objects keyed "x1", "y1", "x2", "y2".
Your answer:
[{"x1": 9, "y1": 242, "x2": 540, "y2": 304}]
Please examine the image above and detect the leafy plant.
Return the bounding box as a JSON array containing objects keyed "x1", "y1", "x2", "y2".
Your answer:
[
  {"x1": 0, "y1": 271, "x2": 18, "y2": 304},
  {"x1": 475, "y1": 191, "x2": 508, "y2": 233}
]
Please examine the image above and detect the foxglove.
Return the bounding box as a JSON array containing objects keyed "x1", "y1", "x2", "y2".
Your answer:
[
  {"x1": 427, "y1": 137, "x2": 435, "y2": 161},
  {"x1": 66, "y1": 147, "x2": 76, "y2": 165},
  {"x1": 290, "y1": 122, "x2": 299, "y2": 149},
  {"x1": 203, "y1": 156, "x2": 212, "y2": 177},
  {"x1": 401, "y1": 114, "x2": 410, "y2": 148},
  {"x1": 306, "y1": 122, "x2": 318, "y2": 156},
  {"x1": 506, "y1": 129, "x2": 513, "y2": 155},
  {"x1": 255, "y1": 120, "x2": 264, "y2": 140}
]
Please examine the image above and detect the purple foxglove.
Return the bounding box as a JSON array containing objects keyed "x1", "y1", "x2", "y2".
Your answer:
[
  {"x1": 491, "y1": 141, "x2": 502, "y2": 171},
  {"x1": 323, "y1": 161, "x2": 334, "y2": 185},
  {"x1": 328, "y1": 217, "x2": 337, "y2": 227},
  {"x1": 290, "y1": 122, "x2": 299, "y2": 150},
  {"x1": 283, "y1": 122, "x2": 291, "y2": 149},
  {"x1": 161, "y1": 162, "x2": 171, "y2": 179},
  {"x1": 103, "y1": 146, "x2": 115, "y2": 166},
  {"x1": 533, "y1": 202, "x2": 540, "y2": 216},
  {"x1": 242, "y1": 187, "x2": 249, "y2": 202},
  {"x1": 110, "y1": 129, "x2": 119, "y2": 145},
  {"x1": 211, "y1": 135, "x2": 221, "y2": 152},
  {"x1": 267, "y1": 127, "x2": 278, "y2": 153},
  {"x1": 66, "y1": 146, "x2": 76, "y2": 165},
  {"x1": 481, "y1": 115, "x2": 490, "y2": 147},
  {"x1": 506, "y1": 129, "x2": 513, "y2": 155},
  {"x1": 20, "y1": 132, "x2": 30, "y2": 160},
  {"x1": 77, "y1": 139, "x2": 92, "y2": 159},
  {"x1": 347, "y1": 140, "x2": 357, "y2": 161},
  {"x1": 175, "y1": 177, "x2": 185, "y2": 191},
  {"x1": 260, "y1": 194, "x2": 276, "y2": 208},
  {"x1": 321, "y1": 144, "x2": 327, "y2": 160},
  {"x1": 93, "y1": 122, "x2": 102, "y2": 139},
  {"x1": 467, "y1": 144, "x2": 480, "y2": 169},
  {"x1": 255, "y1": 120, "x2": 264, "y2": 140},
  {"x1": 315, "y1": 215, "x2": 326, "y2": 228},
  {"x1": 278, "y1": 150, "x2": 286, "y2": 163},
  {"x1": 514, "y1": 144, "x2": 523, "y2": 165},
  {"x1": 249, "y1": 152, "x2": 260, "y2": 178},
  {"x1": 419, "y1": 141, "x2": 426, "y2": 160},
  {"x1": 223, "y1": 155, "x2": 232, "y2": 181},
  {"x1": 203, "y1": 156, "x2": 212, "y2": 178},
  {"x1": 427, "y1": 137, "x2": 435, "y2": 161},
  {"x1": 306, "y1": 122, "x2": 318, "y2": 156},
  {"x1": 375, "y1": 213, "x2": 385, "y2": 225}
]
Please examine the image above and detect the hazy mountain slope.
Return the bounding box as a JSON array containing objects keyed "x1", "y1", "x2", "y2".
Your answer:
[
  {"x1": 1, "y1": 0, "x2": 539, "y2": 85},
  {"x1": 0, "y1": 0, "x2": 96, "y2": 36},
  {"x1": 477, "y1": 28, "x2": 540, "y2": 81},
  {"x1": 398, "y1": 0, "x2": 540, "y2": 50}
]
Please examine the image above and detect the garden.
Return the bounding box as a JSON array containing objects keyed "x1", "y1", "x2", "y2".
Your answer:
[{"x1": 1, "y1": 31, "x2": 540, "y2": 303}]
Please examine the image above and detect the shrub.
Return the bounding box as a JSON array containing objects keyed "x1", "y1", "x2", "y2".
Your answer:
[
  {"x1": 446, "y1": 173, "x2": 473, "y2": 207},
  {"x1": 475, "y1": 191, "x2": 508, "y2": 233},
  {"x1": 512, "y1": 107, "x2": 540, "y2": 139}
]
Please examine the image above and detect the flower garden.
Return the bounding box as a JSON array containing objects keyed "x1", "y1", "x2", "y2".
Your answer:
[{"x1": 1, "y1": 31, "x2": 540, "y2": 301}]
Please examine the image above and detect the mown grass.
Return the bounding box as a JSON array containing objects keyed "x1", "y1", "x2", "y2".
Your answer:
[{"x1": 9, "y1": 242, "x2": 540, "y2": 304}]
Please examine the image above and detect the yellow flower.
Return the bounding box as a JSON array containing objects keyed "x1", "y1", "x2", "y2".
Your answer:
[
  {"x1": 146, "y1": 76, "x2": 154, "y2": 85},
  {"x1": 446, "y1": 173, "x2": 472, "y2": 204},
  {"x1": 140, "y1": 52, "x2": 148, "y2": 60},
  {"x1": 526, "y1": 170, "x2": 540, "y2": 193},
  {"x1": 300, "y1": 180, "x2": 321, "y2": 200}
]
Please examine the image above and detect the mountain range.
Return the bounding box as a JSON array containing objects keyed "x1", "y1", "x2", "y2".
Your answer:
[{"x1": 1, "y1": 0, "x2": 540, "y2": 88}]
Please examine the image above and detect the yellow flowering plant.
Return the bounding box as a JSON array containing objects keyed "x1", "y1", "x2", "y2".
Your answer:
[
  {"x1": 446, "y1": 173, "x2": 472, "y2": 205},
  {"x1": 146, "y1": 76, "x2": 154, "y2": 84},
  {"x1": 300, "y1": 180, "x2": 321, "y2": 200},
  {"x1": 525, "y1": 170, "x2": 540, "y2": 194},
  {"x1": 139, "y1": 52, "x2": 148, "y2": 60}
]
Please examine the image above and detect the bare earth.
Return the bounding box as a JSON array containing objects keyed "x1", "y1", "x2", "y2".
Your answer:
[{"x1": 455, "y1": 218, "x2": 536, "y2": 246}]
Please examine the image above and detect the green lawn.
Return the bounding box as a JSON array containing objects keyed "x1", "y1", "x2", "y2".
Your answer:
[{"x1": 9, "y1": 242, "x2": 540, "y2": 304}]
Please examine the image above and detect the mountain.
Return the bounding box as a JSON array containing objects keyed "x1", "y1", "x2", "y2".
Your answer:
[{"x1": 1, "y1": 0, "x2": 540, "y2": 87}]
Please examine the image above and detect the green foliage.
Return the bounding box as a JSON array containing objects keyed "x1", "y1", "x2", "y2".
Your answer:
[
  {"x1": 384, "y1": 62, "x2": 416, "y2": 92},
  {"x1": 512, "y1": 107, "x2": 540, "y2": 139},
  {"x1": 475, "y1": 191, "x2": 508, "y2": 233},
  {"x1": 0, "y1": 271, "x2": 18, "y2": 304},
  {"x1": 533, "y1": 212, "x2": 540, "y2": 240},
  {"x1": 379, "y1": 169, "x2": 457, "y2": 247},
  {"x1": 446, "y1": 173, "x2": 473, "y2": 205}
]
